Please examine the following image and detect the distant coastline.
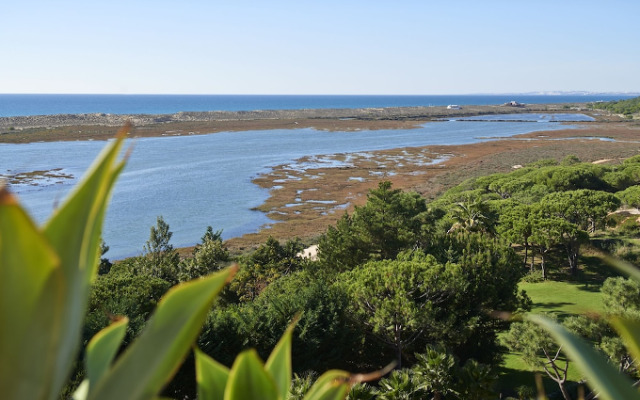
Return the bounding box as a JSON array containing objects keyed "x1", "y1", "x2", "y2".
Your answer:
[
  {"x1": 0, "y1": 102, "x2": 607, "y2": 144},
  {"x1": 0, "y1": 93, "x2": 635, "y2": 118}
]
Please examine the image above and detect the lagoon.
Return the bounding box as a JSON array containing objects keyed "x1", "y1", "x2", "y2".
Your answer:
[{"x1": 1, "y1": 117, "x2": 580, "y2": 259}]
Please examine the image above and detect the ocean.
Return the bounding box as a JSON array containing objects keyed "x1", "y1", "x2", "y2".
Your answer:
[{"x1": 0, "y1": 94, "x2": 635, "y2": 117}]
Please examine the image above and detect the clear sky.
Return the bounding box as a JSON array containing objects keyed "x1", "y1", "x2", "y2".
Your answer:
[{"x1": 2, "y1": 0, "x2": 639, "y2": 95}]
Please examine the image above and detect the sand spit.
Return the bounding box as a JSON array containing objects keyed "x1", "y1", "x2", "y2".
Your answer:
[{"x1": 0, "y1": 102, "x2": 604, "y2": 144}]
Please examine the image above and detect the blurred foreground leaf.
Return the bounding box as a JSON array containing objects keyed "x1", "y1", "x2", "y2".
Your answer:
[{"x1": 529, "y1": 314, "x2": 640, "y2": 400}]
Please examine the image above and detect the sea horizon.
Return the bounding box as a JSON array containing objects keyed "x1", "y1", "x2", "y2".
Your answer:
[{"x1": 0, "y1": 93, "x2": 636, "y2": 118}]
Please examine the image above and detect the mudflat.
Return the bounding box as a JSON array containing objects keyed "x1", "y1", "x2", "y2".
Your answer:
[{"x1": 224, "y1": 121, "x2": 640, "y2": 253}]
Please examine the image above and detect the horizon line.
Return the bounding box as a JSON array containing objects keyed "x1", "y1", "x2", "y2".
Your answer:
[{"x1": 1, "y1": 91, "x2": 638, "y2": 96}]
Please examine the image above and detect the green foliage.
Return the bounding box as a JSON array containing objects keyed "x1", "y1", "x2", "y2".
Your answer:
[
  {"x1": 231, "y1": 236, "x2": 305, "y2": 301},
  {"x1": 447, "y1": 194, "x2": 497, "y2": 235},
  {"x1": 592, "y1": 96, "x2": 640, "y2": 116},
  {"x1": 140, "y1": 215, "x2": 181, "y2": 284},
  {"x1": 340, "y1": 254, "x2": 467, "y2": 368},
  {"x1": 540, "y1": 189, "x2": 620, "y2": 232},
  {"x1": 374, "y1": 369, "x2": 423, "y2": 400},
  {"x1": 371, "y1": 346, "x2": 496, "y2": 400},
  {"x1": 529, "y1": 313, "x2": 640, "y2": 400},
  {"x1": 98, "y1": 239, "x2": 112, "y2": 275},
  {"x1": 535, "y1": 189, "x2": 620, "y2": 274},
  {"x1": 561, "y1": 155, "x2": 581, "y2": 166},
  {"x1": 290, "y1": 372, "x2": 319, "y2": 400},
  {"x1": 318, "y1": 181, "x2": 432, "y2": 271},
  {"x1": 201, "y1": 271, "x2": 354, "y2": 373},
  {"x1": 520, "y1": 269, "x2": 545, "y2": 283},
  {"x1": 195, "y1": 322, "x2": 353, "y2": 400},
  {"x1": 503, "y1": 316, "x2": 573, "y2": 400},
  {"x1": 616, "y1": 185, "x2": 640, "y2": 210},
  {"x1": 412, "y1": 345, "x2": 457, "y2": 398},
  {"x1": 86, "y1": 268, "x2": 172, "y2": 342},
  {"x1": 602, "y1": 276, "x2": 640, "y2": 317},
  {"x1": 179, "y1": 226, "x2": 230, "y2": 282},
  {"x1": 528, "y1": 158, "x2": 559, "y2": 168},
  {"x1": 433, "y1": 233, "x2": 527, "y2": 313},
  {"x1": 346, "y1": 383, "x2": 375, "y2": 400},
  {"x1": 528, "y1": 257, "x2": 640, "y2": 400}
]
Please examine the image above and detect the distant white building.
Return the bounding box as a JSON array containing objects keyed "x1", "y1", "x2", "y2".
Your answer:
[{"x1": 447, "y1": 104, "x2": 461, "y2": 109}]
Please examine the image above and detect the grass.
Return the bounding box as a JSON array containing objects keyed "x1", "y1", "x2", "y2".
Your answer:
[
  {"x1": 520, "y1": 280, "x2": 605, "y2": 318},
  {"x1": 497, "y1": 278, "x2": 602, "y2": 398},
  {"x1": 496, "y1": 249, "x2": 622, "y2": 398}
]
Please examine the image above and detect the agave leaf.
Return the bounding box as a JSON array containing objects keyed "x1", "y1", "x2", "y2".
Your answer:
[
  {"x1": 602, "y1": 255, "x2": 640, "y2": 283},
  {"x1": 86, "y1": 317, "x2": 129, "y2": 387},
  {"x1": 0, "y1": 188, "x2": 65, "y2": 400},
  {"x1": 528, "y1": 314, "x2": 640, "y2": 400},
  {"x1": 265, "y1": 322, "x2": 296, "y2": 400},
  {"x1": 195, "y1": 347, "x2": 230, "y2": 400},
  {"x1": 73, "y1": 380, "x2": 89, "y2": 400},
  {"x1": 610, "y1": 317, "x2": 640, "y2": 365},
  {"x1": 224, "y1": 349, "x2": 278, "y2": 400},
  {"x1": 89, "y1": 267, "x2": 234, "y2": 400},
  {"x1": 42, "y1": 128, "x2": 128, "y2": 398},
  {"x1": 303, "y1": 370, "x2": 350, "y2": 400}
]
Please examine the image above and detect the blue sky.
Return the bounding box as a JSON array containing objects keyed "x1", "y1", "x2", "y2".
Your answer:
[{"x1": 2, "y1": 1, "x2": 639, "y2": 94}]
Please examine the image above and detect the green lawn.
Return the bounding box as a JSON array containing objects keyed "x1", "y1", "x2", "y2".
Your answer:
[
  {"x1": 520, "y1": 280, "x2": 605, "y2": 318},
  {"x1": 497, "y1": 275, "x2": 607, "y2": 398}
]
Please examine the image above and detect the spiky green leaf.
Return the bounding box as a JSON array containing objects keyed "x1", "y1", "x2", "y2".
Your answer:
[
  {"x1": 603, "y1": 255, "x2": 640, "y2": 283},
  {"x1": 610, "y1": 317, "x2": 640, "y2": 366},
  {"x1": 195, "y1": 347, "x2": 230, "y2": 400},
  {"x1": 0, "y1": 188, "x2": 65, "y2": 400},
  {"x1": 529, "y1": 314, "x2": 640, "y2": 400},
  {"x1": 88, "y1": 268, "x2": 233, "y2": 400},
  {"x1": 224, "y1": 349, "x2": 278, "y2": 400},
  {"x1": 303, "y1": 370, "x2": 350, "y2": 400},
  {"x1": 86, "y1": 317, "x2": 129, "y2": 387},
  {"x1": 265, "y1": 322, "x2": 295, "y2": 400},
  {"x1": 42, "y1": 130, "x2": 128, "y2": 398}
]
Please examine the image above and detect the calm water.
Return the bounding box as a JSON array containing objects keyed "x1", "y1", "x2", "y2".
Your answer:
[
  {"x1": 2, "y1": 116, "x2": 580, "y2": 259},
  {"x1": 0, "y1": 94, "x2": 634, "y2": 117},
  {"x1": 452, "y1": 113, "x2": 595, "y2": 122}
]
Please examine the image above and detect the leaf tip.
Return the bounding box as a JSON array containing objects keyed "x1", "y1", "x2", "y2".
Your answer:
[
  {"x1": 349, "y1": 361, "x2": 396, "y2": 385},
  {"x1": 0, "y1": 185, "x2": 18, "y2": 206},
  {"x1": 116, "y1": 121, "x2": 133, "y2": 139},
  {"x1": 226, "y1": 263, "x2": 239, "y2": 283}
]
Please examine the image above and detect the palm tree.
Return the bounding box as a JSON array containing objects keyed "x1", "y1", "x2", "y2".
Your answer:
[{"x1": 448, "y1": 195, "x2": 497, "y2": 235}]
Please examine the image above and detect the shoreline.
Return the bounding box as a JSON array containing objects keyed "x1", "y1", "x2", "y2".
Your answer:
[{"x1": 0, "y1": 102, "x2": 606, "y2": 144}]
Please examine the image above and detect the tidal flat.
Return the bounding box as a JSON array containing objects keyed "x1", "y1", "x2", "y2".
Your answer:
[{"x1": 227, "y1": 121, "x2": 640, "y2": 252}]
